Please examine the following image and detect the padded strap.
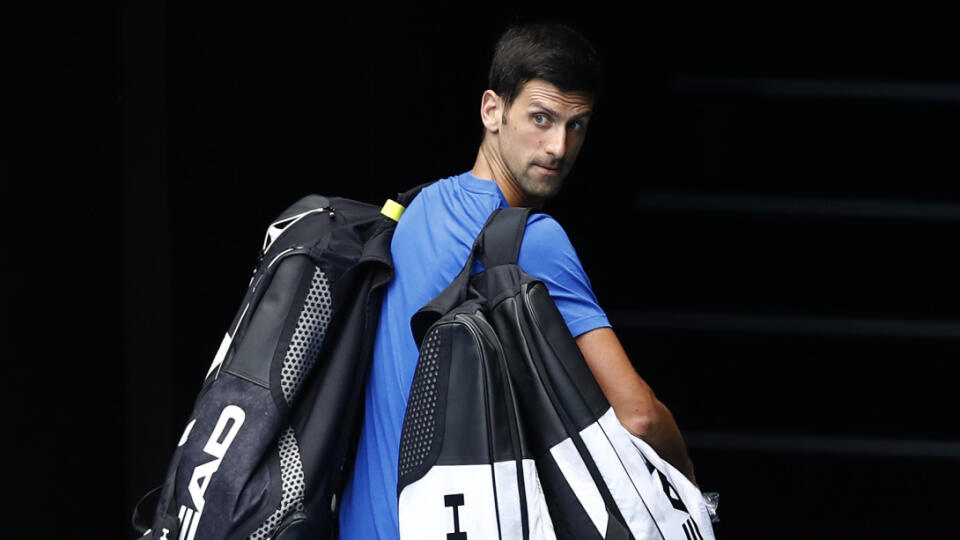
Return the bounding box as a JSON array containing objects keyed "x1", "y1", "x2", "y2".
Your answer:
[
  {"x1": 410, "y1": 207, "x2": 531, "y2": 345},
  {"x1": 396, "y1": 181, "x2": 433, "y2": 207},
  {"x1": 476, "y1": 207, "x2": 531, "y2": 268}
]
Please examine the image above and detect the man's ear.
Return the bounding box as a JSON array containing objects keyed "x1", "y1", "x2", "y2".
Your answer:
[{"x1": 480, "y1": 90, "x2": 502, "y2": 133}]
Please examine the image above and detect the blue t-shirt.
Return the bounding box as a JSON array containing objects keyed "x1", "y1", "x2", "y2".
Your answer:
[{"x1": 338, "y1": 171, "x2": 610, "y2": 540}]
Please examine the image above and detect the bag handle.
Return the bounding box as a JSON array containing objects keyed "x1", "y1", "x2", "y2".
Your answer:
[
  {"x1": 410, "y1": 207, "x2": 531, "y2": 344},
  {"x1": 131, "y1": 485, "x2": 162, "y2": 536}
]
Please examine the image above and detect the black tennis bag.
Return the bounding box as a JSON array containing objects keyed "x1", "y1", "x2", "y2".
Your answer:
[
  {"x1": 399, "y1": 208, "x2": 716, "y2": 540},
  {"x1": 134, "y1": 186, "x2": 423, "y2": 540}
]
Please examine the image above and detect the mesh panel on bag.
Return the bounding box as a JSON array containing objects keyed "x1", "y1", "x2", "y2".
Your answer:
[
  {"x1": 248, "y1": 267, "x2": 329, "y2": 538},
  {"x1": 249, "y1": 427, "x2": 306, "y2": 540},
  {"x1": 398, "y1": 328, "x2": 442, "y2": 478},
  {"x1": 280, "y1": 268, "x2": 332, "y2": 403}
]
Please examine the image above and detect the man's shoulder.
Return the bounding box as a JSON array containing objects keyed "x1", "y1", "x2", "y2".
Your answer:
[
  {"x1": 519, "y1": 212, "x2": 581, "y2": 268},
  {"x1": 517, "y1": 210, "x2": 607, "y2": 337},
  {"x1": 524, "y1": 212, "x2": 571, "y2": 245},
  {"x1": 411, "y1": 173, "x2": 501, "y2": 207}
]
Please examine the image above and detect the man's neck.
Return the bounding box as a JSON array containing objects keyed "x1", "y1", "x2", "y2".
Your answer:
[{"x1": 471, "y1": 141, "x2": 542, "y2": 208}]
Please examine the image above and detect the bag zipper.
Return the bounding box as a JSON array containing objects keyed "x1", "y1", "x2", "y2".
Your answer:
[{"x1": 455, "y1": 313, "x2": 531, "y2": 540}]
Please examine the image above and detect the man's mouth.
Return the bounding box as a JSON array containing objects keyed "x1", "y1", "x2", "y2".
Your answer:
[{"x1": 535, "y1": 164, "x2": 560, "y2": 174}]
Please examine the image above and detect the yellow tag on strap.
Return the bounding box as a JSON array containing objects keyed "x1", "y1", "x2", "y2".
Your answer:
[{"x1": 380, "y1": 199, "x2": 405, "y2": 221}]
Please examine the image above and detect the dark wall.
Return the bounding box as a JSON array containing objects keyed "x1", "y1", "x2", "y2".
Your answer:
[
  {"x1": 6, "y1": 3, "x2": 125, "y2": 538},
  {"x1": 9, "y1": 2, "x2": 960, "y2": 537}
]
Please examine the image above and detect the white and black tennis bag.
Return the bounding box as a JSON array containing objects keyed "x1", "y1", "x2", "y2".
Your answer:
[
  {"x1": 400, "y1": 208, "x2": 716, "y2": 540},
  {"x1": 134, "y1": 185, "x2": 425, "y2": 540}
]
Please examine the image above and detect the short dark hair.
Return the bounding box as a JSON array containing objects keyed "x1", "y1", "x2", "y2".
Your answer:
[{"x1": 488, "y1": 22, "x2": 604, "y2": 108}]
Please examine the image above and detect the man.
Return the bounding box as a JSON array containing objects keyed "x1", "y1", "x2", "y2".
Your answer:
[{"x1": 339, "y1": 21, "x2": 696, "y2": 540}]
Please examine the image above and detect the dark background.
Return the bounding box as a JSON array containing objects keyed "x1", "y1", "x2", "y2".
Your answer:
[{"x1": 6, "y1": 2, "x2": 960, "y2": 538}]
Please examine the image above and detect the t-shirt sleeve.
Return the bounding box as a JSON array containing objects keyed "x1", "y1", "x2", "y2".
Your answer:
[{"x1": 517, "y1": 214, "x2": 610, "y2": 337}]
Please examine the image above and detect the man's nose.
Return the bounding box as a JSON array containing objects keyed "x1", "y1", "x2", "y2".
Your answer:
[{"x1": 544, "y1": 126, "x2": 567, "y2": 160}]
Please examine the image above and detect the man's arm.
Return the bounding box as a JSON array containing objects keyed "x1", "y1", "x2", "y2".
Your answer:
[{"x1": 575, "y1": 327, "x2": 697, "y2": 484}]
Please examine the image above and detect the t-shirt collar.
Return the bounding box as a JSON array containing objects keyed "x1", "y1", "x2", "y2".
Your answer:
[{"x1": 461, "y1": 170, "x2": 509, "y2": 207}]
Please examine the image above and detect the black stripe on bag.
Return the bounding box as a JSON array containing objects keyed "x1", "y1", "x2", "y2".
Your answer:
[{"x1": 685, "y1": 518, "x2": 703, "y2": 540}]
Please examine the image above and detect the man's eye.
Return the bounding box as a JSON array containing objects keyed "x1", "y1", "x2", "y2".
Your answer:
[
  {"x1": 533, "y1": 113, "x2": 548, "y2": 125},
  {"x1": 569, "y1": 120, "x2": 587, "y2": 132}
]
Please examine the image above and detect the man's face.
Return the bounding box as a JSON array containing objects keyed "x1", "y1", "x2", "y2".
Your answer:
[{"x1": 496, "y1": 79, "x2": 594, "y2": 204}]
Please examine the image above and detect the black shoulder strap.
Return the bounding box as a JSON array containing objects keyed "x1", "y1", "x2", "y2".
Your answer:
[
  {"x1": 396, "y1": 181, "x2": 433, "y2": 207},
  {"x1": 476, "y1": 206, "x2": 531, "y2": 268},
  {"x1": 410, "y1": 207, "x2": 531, "y2": 345}
]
